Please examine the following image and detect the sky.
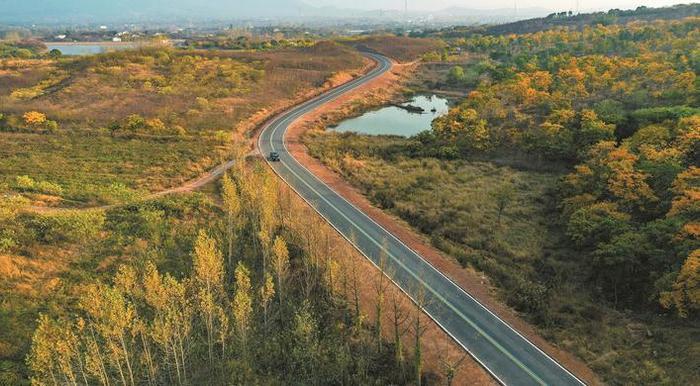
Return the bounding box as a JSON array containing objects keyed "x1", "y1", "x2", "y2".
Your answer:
[
  {"x1": 0, "y1": 0, "x2": 691, "y2": 24},
  {"x1": 307, "y1": 0, "x2": 687, "y2": 12}
]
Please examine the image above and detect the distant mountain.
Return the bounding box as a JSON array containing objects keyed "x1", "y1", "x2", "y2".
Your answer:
[
  {"x1": 480, "y1": 3, "x2": 700, "y2": 35},
  {"x1": 0, "y1": 0, "x2": 312, "y2": 24}
]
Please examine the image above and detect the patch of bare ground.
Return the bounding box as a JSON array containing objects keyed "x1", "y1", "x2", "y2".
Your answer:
[{"x1": 285, "y1": 60, "x2": 602, "y2": 385}]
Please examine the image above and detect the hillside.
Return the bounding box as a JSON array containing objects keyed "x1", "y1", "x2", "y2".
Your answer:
[
  {"x1": 0, "y1": 42, "x2": 365, "y2": 208},
  {"x1": 436, "y1": 3, "x2": 700, "y2": 37}
]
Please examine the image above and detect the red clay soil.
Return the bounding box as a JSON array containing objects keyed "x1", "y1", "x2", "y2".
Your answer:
[{"x1": 283, "y1": 61, "x2": 602, "y2": 385}]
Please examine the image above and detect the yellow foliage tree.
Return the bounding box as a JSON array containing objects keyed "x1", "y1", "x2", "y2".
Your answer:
[
  {"x1": 661, "y1": 249, "x2": 700, "y2": 317},
  {"x1": 232, "y1": 262, "x2": 253, "y2": 354},
  {"x1": 192, "y1": 230, "x2": 225, "y2": 366},
  {"x1": 23, "y1": 111, "x2": 47, "y2": 126},
  {"x1": 271, "y1": 236, "x2": 289, "y2": 303}
]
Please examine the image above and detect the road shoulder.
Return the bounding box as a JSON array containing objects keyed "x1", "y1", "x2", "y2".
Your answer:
[{"x1": 285, "y1": 58, "x2": 601, "y2": 386}]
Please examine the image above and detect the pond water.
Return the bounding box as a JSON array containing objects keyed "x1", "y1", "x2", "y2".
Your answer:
[
  {"x1": 331, "y1": 94, "x2": 450, "y2": 137},
  {"x1": 45, "y1": 43, "x2": 136, "y2": 56}
]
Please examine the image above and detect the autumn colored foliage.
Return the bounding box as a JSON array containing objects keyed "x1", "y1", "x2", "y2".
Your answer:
[
  {"x1": 22, "y1": 166, "x2": 415, "y2": 385},
  {"x1": 425, "y1": 18, "x2": 700, "y2": 316}
]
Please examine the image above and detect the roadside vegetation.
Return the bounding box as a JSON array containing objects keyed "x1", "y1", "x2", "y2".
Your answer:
[
  {"x1": 0, "y1": 42, "x2": 365, "y2": 208},
  {"x1": 306, "y1": 15, "x2": 700, "y2": 385},
  {"x1": 1, "y1": 161, "x2": 426, "y2": 384}
]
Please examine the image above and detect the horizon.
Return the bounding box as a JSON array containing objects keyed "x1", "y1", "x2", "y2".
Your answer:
[{"x1": 0, "y1": 0, "x2": 695, "y2": 25}]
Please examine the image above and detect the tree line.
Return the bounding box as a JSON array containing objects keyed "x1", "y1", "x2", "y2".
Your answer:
[
  {"x1": 414, "y1": 18, "x2": 698, "y2": 315},
  {"x1": 26, "y1": 162, "x2": 435, "y2": 385}
]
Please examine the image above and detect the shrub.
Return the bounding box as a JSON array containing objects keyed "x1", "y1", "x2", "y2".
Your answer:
[
  {"x1": 23, "y1": 111, "x2": 46, "y2": 126},
  {"x1": 44, "y1": 120, "x2": 59, "y2": 133},
  {"x1": 13, "y1": 176, "x2": 63, "y2": 196},
  {"x1": 14, "y1": 175, "x2": 35, "y2": 191},
  {"x1": 213, "y1": 130, "x2": 230, "y2": 143},
  {"x1": 22, "y1": 210, "x2": 105, "y2": 244},
  {"x1": 123, "y1": 114, "x2": 146, "y2": 132},
  {"x1": 145, "y1": 118, "x2": 165, "y2": 132},
  {"x1": 172, "y1": 125, "x2": 187, "y2": 136},
  {"x1": 34, "y1": 180, "x2": 64, "y2": 196}
]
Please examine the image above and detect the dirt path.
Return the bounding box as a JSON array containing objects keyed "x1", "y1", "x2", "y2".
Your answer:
[
  {"x1": 285, "y1": 60, "x2": 602, "y2": 386},
  {"x1": 25, "y1": 158, "x2": 238, "y2": 213},
  {"x1": 23, "y1": 58, "x2": 376, "y2": 214}
]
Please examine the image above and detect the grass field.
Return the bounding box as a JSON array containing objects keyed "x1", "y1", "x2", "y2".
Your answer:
[
  {"x1": 305, "y1": 130, "x2": 699, "y2": 385},
  {"x1": 0, "y1": 132, "x2": 226, "y2": 206},
  {"x1": 0, "y1": 42, "x2": 366, "y2": 208}
]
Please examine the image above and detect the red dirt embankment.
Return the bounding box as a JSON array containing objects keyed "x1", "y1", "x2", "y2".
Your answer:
[{"x1": 284, "y1": 59, "x2": 602, "y2": 385}]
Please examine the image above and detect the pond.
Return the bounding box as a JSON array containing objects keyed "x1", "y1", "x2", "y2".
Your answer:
[
  {"x1": 331, "y1": 94, "x2": 449, "y2": 137},
  {"x1": 45, "y1": 43, "x2": 137, "y2": 56}
]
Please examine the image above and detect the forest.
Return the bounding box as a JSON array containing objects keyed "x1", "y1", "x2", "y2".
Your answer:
[
  {"x1": 305, "y1": 16, "x2": 699, "y2": 385},
  {"x1": 2, "y1": 8, "x2": 698, "y2": 384},
  {"x1": 432, "y1": 17, "x2": 699, "y2": 314},
  {"x1": 2, "y1": 161, "x2": 425, "y2": 384}
]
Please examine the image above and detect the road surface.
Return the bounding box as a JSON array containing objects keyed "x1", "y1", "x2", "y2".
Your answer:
[{"x1": 258, "y1": 52, "x2": 586, "y2": 386}]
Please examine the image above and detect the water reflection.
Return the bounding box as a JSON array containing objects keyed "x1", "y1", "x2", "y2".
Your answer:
[{"x1": 332, "y1": 94, "x2": 449, "y2": 137}]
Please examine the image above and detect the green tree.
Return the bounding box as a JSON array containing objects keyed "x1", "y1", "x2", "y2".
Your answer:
[
  {"x1": 575, "y1": 110, "x2": 615, "y2": 152},
  {"x1": 567, "y1": 202, "x2": 631, "y2": 249},
  {"x1": 492, "y1": 181, "x2": 514, "y2": 226},
  {"x1": 447, "y1": 66, "x2": 465, "y2": 84},
  {"x1": 48, "y1": 49, "x2": 62, "y2": 59},
  {"x1": 592, "y1": 231, "x2": 648, "y2": 305}
]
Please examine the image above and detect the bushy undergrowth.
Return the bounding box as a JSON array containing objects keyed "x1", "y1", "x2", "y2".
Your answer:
[
  {"x1": 305, "y1": 130, "x2": 699, "y2": 385},
  {"x1": 1, "y1": 165, "x2": 416, "y2": 384}
]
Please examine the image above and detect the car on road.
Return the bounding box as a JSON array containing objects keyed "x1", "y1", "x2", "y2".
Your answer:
[{"x1": 269, "y1": 151, "x2": 280, "y2": 162}]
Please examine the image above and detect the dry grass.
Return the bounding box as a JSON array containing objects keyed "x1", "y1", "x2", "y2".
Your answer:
[
  {"x1": 347, "y1": 35, "x2": 445, "y2": 62},
  {"x1": 305, "y1": 132, "x2": 700, "y2": 385},
  {"x1": 0, "y1": 42, "x2": 366, "y2": 208}
]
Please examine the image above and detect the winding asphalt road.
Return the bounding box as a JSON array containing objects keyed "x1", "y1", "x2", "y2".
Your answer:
[{"x1": 258, "y1": 52, "x2": 586, "y2": 386}]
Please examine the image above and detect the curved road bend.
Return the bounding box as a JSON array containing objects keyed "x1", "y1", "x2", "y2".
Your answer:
[{"x1": 258, "y1": 52, "x2": 585, "y2": 386}]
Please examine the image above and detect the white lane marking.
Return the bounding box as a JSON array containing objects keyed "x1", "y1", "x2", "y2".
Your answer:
[
  {"x1": 259, "y1": 55, "x2": 522, "y2": 385},
  {"x1": 259, "y1": 53, "x2": 585, "y2": 386},
  {"x1": 281, "y1": 106, "x2": 587, "y2": 385},
  {"x1": 271, "y1": 135, "x2": 546, "y2": 385},
  {"x1": 264, "y1": 63, "x2": 553, "y2": 384},
  {"x1": 279, "y1": 55, "x2": 585, "y2": 385},
  {"x1": 261, "y1": 134, "x2": 509, "y2": 386}
]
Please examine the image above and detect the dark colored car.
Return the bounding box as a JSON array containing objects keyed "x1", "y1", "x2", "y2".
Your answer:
[{"x1": 269, "y1": 151, "x2": 281, "y2": 162}]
